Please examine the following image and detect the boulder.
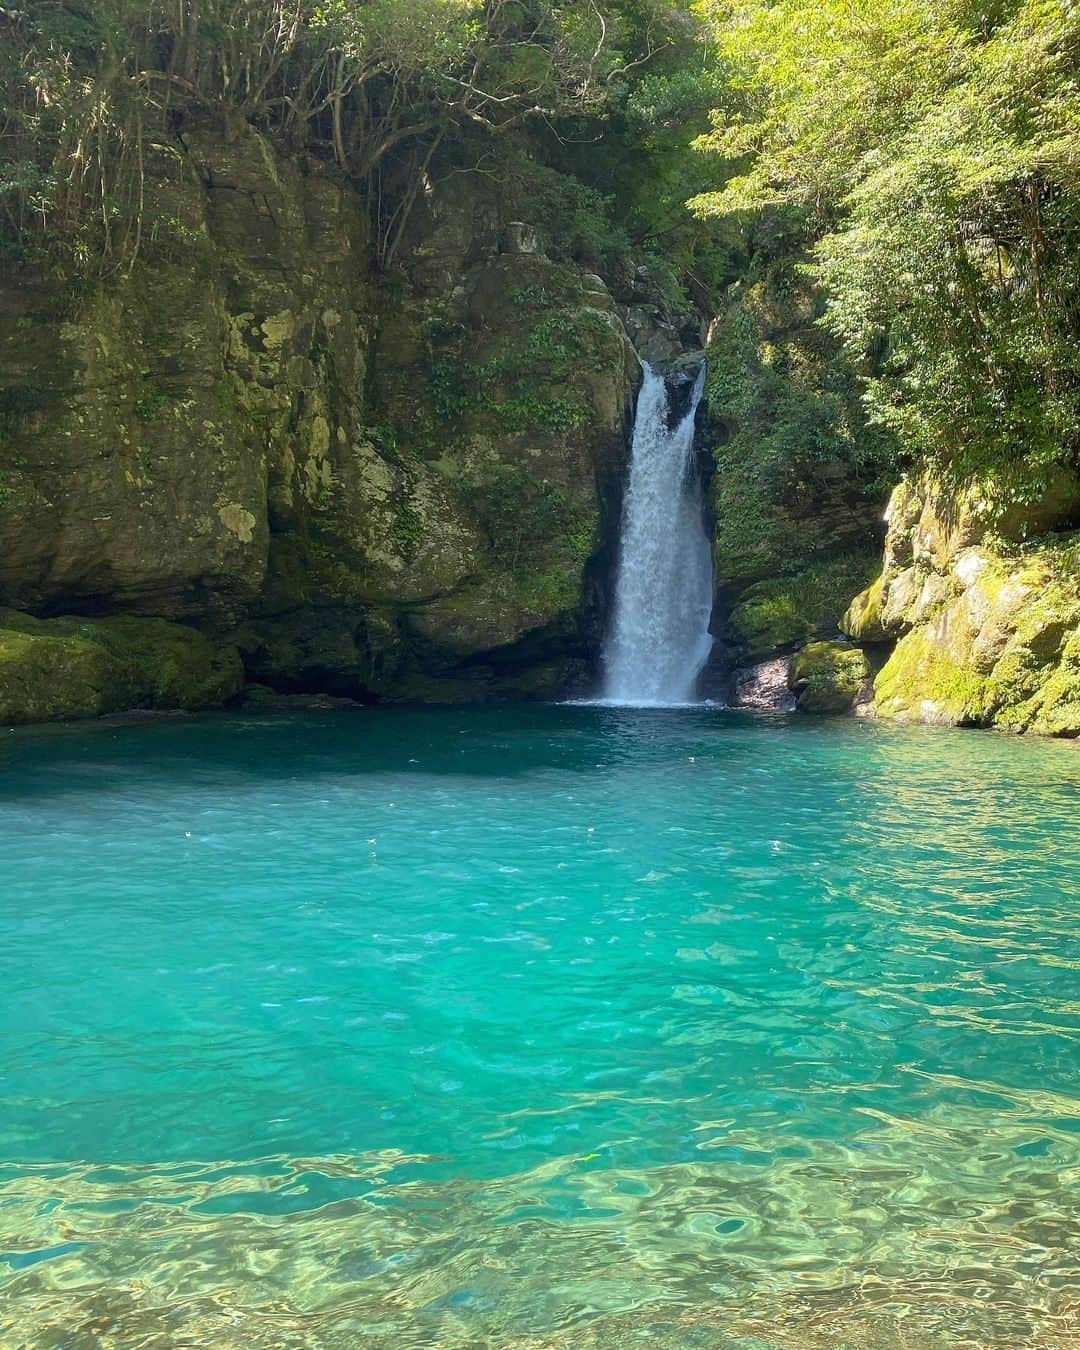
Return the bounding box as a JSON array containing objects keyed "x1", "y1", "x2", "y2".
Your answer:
[
  {"x1": 0, "y1": 610, "x2": 243, "y2": 723},
  {"x1": 731, "y1": 656, "x2": 796, "y2": 713},
  {"x1": 846, "y1": 473, "x2": 1080, "y2": 735},
  {"x1": 789, "y1": 641, "x2": 871, "y2": 714}
]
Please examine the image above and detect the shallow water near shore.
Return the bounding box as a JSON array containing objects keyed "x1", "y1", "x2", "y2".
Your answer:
[{"x1": 1, "y1": 705, "x2": 1077, "y2": 1347}]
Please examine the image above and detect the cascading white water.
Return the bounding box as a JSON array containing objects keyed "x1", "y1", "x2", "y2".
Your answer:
[{"x1": 602, "y1": 362, "x2": 713, "y2": 705}]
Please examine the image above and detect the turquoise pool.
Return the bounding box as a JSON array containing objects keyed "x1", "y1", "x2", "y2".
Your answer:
[{"x1": 1, "y1": 706, "x2": 1077, "y2": 1346}]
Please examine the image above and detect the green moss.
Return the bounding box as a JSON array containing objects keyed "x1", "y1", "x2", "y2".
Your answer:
[
  {"x1": 859, "y1": 522, "x2": 1080, "y2": 734},
  {"x1": 456, "y1": 464, "x2": 591, "y2": 576},
  {"x1": 133, "y1": 384, "x2": 170, "y2": 423},
  {"x1": 392, "y1": 496, "x2": 426, "y2": 558},
  {"x1": 77, "y1": 616, "x2": 244, "y2": 708},
  {"x1": 998, "y1": 629, "x2": 1080, "y2": 735},
  {"x1": 841, "y1": 572, "x2": 889, "y2": 642},
  {"x1": 790, "y1": 640, "x2": 870, "y2": 714},
  {"x1": 873, "y1": 629, "x2": 994, "y2": 726},
  {"x1": 727, "y1": 550, "x2": 879, "y2": 661},
  {"x1": 0, "y1": 627, "x2": 121, "y2": 722},
  {"x1": 984, "y1": 577, "x2": 1080, "y2": 734},
  {"x1": 0, "y1": 610, "x2": 242, "y2": 723},
  {"x1": 302, "y1": 540, "x2": 370, "y2": 606}
]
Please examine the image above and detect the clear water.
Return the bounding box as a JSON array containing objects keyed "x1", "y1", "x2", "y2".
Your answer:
[
  {"x1": 603, "y1": 365, "x2": 714, "y2": 704},
  {"x1": 1, "y1": 706, "x2": 1078, "y2": 1348}
]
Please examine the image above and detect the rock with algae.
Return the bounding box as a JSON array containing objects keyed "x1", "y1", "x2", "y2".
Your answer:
[
  {"x1": 789, "y1": 640, "x2": 871, "y2": 715},
  {"x1": 0, "y1": 609, "x2": 243, "y2": 724},
  {"x1": 842, "y1": 473, "x2": 1080, "y2": 735}
]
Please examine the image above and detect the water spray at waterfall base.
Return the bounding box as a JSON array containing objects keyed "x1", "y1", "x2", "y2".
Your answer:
[{"x1": 601, "y1": 362, "x2": 714, "y2": 706}]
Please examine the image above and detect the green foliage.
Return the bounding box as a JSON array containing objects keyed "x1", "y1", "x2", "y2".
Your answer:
[
  {"x1": 495, "y1": 155, "x2": 632, "y2": 274},
  {"x1": 480, "y1": 310, "x2": 619, "y2": 433},
  {"x1": 133, "y1": 385, "x2": 169, "y2": 424},
  {"x1": 392, "y1": 497, "x2": 425, "y2": 551},
  {"x1": 0, "y1": 0, "x2": 672, "y2": 276},
  {"x1": 691, "y1": 0, "x2": 1080, "y2": 491},
  {"x1": 457, "y1": 463, "x2": 589, "y2": 580},
  {"x1": 429, "y1": 354, "x2": 478, "y2": 424},
  {"x1": 412, "y1": 295, "x2": 618, "y2": 446},
  {"x1": 706, "y1": 281, "x2": 896, "y2": 495}
]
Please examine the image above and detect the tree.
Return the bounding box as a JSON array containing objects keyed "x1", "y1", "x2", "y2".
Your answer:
[
  {"x1": 690, "y1": 0, "x2": 1080, "y2": 493},
  {"x1": 0, "y1": 0, "x2": 663, "y2": 273}
]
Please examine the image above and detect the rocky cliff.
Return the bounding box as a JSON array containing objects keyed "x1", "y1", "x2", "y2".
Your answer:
[
  {"x1": 696, "y1": 255, "x2": 891, "y2": 701},
  {"x1": 840, "y1": 473, "x2": 1080, "y2": 736},
  {"x1": 0, "y1": 124, "x2": 665, "y2": 721},
  {"x1": 2, "y1": 123, "x2": 1075, "y2": 736}
]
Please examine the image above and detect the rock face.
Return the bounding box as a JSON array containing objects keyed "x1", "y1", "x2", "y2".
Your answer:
[
  {"x1": 841, "y1": 474, "x2": 1080, "y2": 735},
  {"x1": 0, "y1": 609, "x2": 242, "y2": 723},
  {"x1": 0, "y1": 125, "x2": 641, "y2": 717},
  {"x1": 701, "y1": 274, "x2": 889, "y2": 677},
  {"x1": 730, "y1": 656, "x2": 796, "y2": 713}
]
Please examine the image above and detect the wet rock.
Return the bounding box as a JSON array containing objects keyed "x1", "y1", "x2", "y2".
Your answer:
[
  {"x1": 662, "y1": 355, "x2": 706, "y2": 426},
  {"x1": 239, "y1": 685, "x2": 363, "y2": 711},
  {"x1": 731, "y1": 657, "x2": 796, "y2": 713}
]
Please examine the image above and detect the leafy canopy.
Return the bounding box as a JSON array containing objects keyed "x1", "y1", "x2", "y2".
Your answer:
[{"x1": 691, "y1": 0, "x2": 1080, "y2": 492}]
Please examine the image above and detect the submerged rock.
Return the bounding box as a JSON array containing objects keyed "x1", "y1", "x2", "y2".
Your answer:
[{"x1": 239, "y1": 685, "x2": 363, "y2": 712}]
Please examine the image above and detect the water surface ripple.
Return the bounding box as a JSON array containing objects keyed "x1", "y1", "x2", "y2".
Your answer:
[{"x1": 1, "y1": 707, "x2": 1077, "y2": 1347}]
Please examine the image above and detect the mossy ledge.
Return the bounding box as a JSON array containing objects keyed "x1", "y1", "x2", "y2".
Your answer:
[{"x1": 0, "y1": 611, "x2": 243, "y2": 724}]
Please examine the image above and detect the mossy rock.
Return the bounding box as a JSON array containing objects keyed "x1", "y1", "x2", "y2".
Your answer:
[
  {"x1": 0, "y1": 609, "x2": 243, "y2": 723},
  {"x1": 727, "y1": 586, "x2": 811, "y2": 662},
  {"x1": 789, "y1": 641, "x2": 870, "y2": 714},
  {"x1": 997, "y1": 628, "x2": 1080, "y2": 736},
  {"x1": 727, "y1": 551, "x2": 880, "y2": 663},
  {"x1": 841, "y1": 573, "x2": 889, "y2": 643},
  {"x1": 0, "y1": 627, "x2": 123, "y2": 723},
  {"x1": 862, "y1": 533, "x2": 1080, "y2": 734},
  {"x1": 872, "y1": 629, "x2": 993, "y2": 727}
]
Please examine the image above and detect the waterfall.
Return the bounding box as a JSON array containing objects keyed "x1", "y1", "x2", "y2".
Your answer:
[{"x1": 602, "y1": 362, "x2": 713, "y2": 705}]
